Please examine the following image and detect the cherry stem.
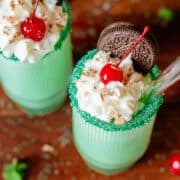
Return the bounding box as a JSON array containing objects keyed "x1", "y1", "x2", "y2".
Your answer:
[
  {"x1": 116, "y1": 25, "x2": 150, "y2": 66},
  {"x1": 32, "y1": 0, "x2": 40, "y2": 17}
]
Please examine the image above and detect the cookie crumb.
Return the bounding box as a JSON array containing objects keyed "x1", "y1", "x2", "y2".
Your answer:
[{"x1": 42, "y1": 144, "x2": 55, "y2": 154}]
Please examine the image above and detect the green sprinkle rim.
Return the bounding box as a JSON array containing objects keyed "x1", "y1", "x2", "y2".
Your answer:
[
  {"x1": 0, "y1": 0, "x2": 71, "y2": 62},
  {"x1": 69, "y1": 49, "x2": 163, "y2": 132}
]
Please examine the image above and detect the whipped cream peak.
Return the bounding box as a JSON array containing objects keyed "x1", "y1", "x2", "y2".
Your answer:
[
  {"x1": 75, "y1": 51, "x2": 148, "y2": 124},
  {"x1": 0, "y1": 0, "x2": 67, "y2": 63}
]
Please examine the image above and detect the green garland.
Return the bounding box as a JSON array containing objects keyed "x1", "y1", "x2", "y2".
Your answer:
[
  {"x1": 69, "y1": 49, "x2": 163, "y2": 131},
  {"x1": 0, "y1": 0, "x2": 71, "y2": 62}
]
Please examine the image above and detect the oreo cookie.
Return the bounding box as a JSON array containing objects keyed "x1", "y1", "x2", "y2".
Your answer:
[{"x1": 97, "y1": 22, "x2": 158, "y2": 72}]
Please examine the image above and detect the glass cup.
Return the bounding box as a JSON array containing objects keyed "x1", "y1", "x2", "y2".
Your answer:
[
  {"x1": 0, "y1": 2, "x2": 72, "y2": 116},
  {"x1": 69, "y1": 50, "x2": 163, "y2": 175}
]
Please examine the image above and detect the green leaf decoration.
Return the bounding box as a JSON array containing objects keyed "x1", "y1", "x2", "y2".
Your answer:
[
  {"x1": 3, "y1": 159, "x2": 27, "y2": 180},
  {"x1": 158, "y1": 7, "x2": 174, "y2": 22}
]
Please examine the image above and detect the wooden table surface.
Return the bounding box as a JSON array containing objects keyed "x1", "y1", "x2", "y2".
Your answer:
[
  {"x1": 0, "y1": 4, "x2": 180, "y2": 178},
  {"x1": 0, "y1": 86, "x2": 179, "y2": 180},
  {"x1": 0, "y1": 39, "x2": 180, "y2": 179},
  {"x1": 0, "y1": 36, "x2": 180, "y2": 180}
]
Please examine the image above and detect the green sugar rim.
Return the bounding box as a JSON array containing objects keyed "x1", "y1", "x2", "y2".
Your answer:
[
  {"x1": 0, "y1": 0, "x2": 71, "y2": 62},
  {"x1": 69, "y1": 49, "x2": 163, "y2": 132}
]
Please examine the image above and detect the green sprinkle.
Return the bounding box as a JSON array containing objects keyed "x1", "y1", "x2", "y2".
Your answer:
[
  {"x1": 110, "y1": 118, "x2": 115, "y2": 124},
  {"x1": 158, "y1": 7, "x2": 174, "y2": 22},
  {"x1": 3, "y1": 159, "x2": 27, "y2": 180},
  {"x1": 150, "y1": 65, "x2": 161, "y2": 80}
]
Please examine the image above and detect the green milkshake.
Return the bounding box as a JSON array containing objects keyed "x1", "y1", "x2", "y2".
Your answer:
[
  {"x1": 69, "y1": 22, "x2": 164, "y2": 175},
  {"x1": 0, "y1": 0, "x2": 72, "y2": 116}
]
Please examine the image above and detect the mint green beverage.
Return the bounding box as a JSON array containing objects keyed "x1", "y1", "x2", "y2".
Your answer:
[
  {"x1": 0, "y1": 0, "x2": 72, "y2": 116},
  {"x1": 69, "y1": 47, "x2": 163, "y2": 175}
]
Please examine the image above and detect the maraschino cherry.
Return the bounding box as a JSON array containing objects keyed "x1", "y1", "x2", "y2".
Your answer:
[
  {"x1": 100, "y1": 64, "x2": 123, "y2": 85},
  {"x1": 21, "y1": 0, "x2": 46, "y2": 41},
  {"x1": 169, "y1": 153, "x2": 180, "y2": 176},
  {"x1": 100, "y1": 26, "x2": 150, "y2": 85}
]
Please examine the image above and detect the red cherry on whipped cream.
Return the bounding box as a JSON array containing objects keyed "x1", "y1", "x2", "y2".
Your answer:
[
  {"x1": 169, "y1": 153, "x2": 180, "y2": 176},
  {"x1": 100, "y1": 26, "x2": 150, "y2": 85},
  {"x1": 21, "y1": 0, "x2": 46, "y2": 41},
  {"x1": 100, "y1": 64, "x2": 123, "y2": 85}
]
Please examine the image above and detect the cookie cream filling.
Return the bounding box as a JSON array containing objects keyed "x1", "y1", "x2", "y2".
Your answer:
[
  {"x1": 0, "y1": 0, "x2": 67, "y2": 63},
  {"x1": 75, "y1": 51, "x2": 149, "y2": 124}
]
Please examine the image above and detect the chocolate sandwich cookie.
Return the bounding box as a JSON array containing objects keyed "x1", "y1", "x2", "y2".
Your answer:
[{"x1": 97, "y1": 22, "x2": 158, "y2": 72}]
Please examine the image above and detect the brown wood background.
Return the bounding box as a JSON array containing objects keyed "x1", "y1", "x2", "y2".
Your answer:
[{"x1": 0, "y1": 0, "x2": 180, "y2": 179}]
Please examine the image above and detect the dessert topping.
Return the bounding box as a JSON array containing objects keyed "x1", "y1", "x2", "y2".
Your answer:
[
  {"x1": 97, "y1": 22, "x2": 157, "y2": 72},
  {"x1": 75, "y1": 51, "x2": 147, "y2": 123},
  {"x1": 99, "y1": 26, "x2": 150, "y2": 85},
  {"x1": 100, "y1": 63, "x2": 123, "y2": 85},
  {"x1": 0, "y1": 0, "x2": 67, "y2": 62},
  {"x1": 21, "y1": 0, "x2": 46, "y2": 41}
]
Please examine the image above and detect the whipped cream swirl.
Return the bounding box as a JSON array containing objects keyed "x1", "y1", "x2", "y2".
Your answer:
[
  {"x1": 0, "y1": 0, "x2": 67, "y2": 63},
  {"x1": 75, "y1": 51, "x2": 149, "y2": 124}
]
